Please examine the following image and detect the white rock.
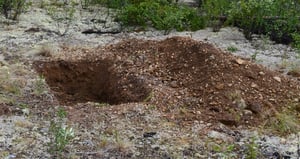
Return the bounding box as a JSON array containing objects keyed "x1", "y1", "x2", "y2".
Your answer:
[{"x1": 273, "y1": 76, "x2": 281, "y2": 82}]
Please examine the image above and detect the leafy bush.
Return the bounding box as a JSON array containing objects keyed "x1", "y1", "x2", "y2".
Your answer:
[
  {"x1": 119, "y1": 1, "x2": 206, "y2": 31},
  {"x1": 202, "y1": 0, "x2": 300, "y2": 44},
  {"x1": 292, "y1": 33, "x2": 300, "y2": 52},
  {"x1": 0, "y1": 0, "x2": 26, "y2": 20}
]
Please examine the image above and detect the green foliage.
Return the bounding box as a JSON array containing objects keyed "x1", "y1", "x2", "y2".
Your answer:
[
  {"x1": 119, "y1": 1, "x2": 205, "y2": 32},
  {"x1": 265, "y1": 109, "x2": 300, "y2": 136},
  {"x1": 227, "y1": 46, "x2": 238, "y2": 52},
  {"x1": 202, "y1": 0, "x2": 300, "y2": 45},
  {"x1": 49, "y1": 107, "x2": 74, "y2": 156},
  {"x1": 251, "y1": 51, "x2": 259, "y2": 61},
  {"x1": 33, "y1": 76, "x2": 47, "y2": 95},
  {"x1": 292, "y1": 33, "x2": 300, "y2": 52},
  {"x1": 212, "y1": 143, "x2": 236, "y2": 159},
  {"x1": 245, "y1": 137, "x2": 259, "y2": 159},
  {"x1": 203, "y1": 0, "x2": 232, "y2": 18},
  {"x1": 0, "y1": 0, "x2": 26, "y2": 20}
]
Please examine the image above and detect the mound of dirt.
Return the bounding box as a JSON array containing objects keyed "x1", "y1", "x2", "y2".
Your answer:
[{"x1": 34, "y1": 37, "x2": 300, "y2": 127}]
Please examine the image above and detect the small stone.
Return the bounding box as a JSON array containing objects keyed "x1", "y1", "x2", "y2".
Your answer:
[
  {"x1": 235, "y1": 58, "x2": 246, "y2": 65},
  {"x1": 215, "y1": 83, "x2": 225, "y2": 90},
  {"x1": 22, "y1": 108, "x2": 30, "y2": 116},
  {"x1": 251, "y1": 82, "x2": 258, "y2": 88},
  {"x1": 258, "y1": 71, "x2": 265, "y2": 75},
  {"x1": 194, "y1": 153, "x2": 202, "y2": 157},
  {"x1": 273, "y1": 76, "x2": 281, "y2": 82},
  {"x1": 243, "y1": 110, "x2": 253, "y2": 115},
  {"x1": 209, "y1": 55, "x2": 215, "y2": 60},
  {"x1": 116, "y1": 55, "x2": 121, "y2": 61}
]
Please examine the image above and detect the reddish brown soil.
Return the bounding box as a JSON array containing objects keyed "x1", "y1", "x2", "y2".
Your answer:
[{"x1": 34, "y1": 37, "x2": 300, "y2": 127}]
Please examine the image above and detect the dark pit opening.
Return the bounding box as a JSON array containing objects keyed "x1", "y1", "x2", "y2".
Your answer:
[{"x1": 33, "y1": 60, "x2": 150, "y2": 105}]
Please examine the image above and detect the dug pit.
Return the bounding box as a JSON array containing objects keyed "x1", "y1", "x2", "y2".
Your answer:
[{"x1": 33, "y1": 60, "x2": 150, "y2": 105}]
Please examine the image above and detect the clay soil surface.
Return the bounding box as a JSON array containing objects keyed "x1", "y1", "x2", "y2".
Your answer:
[{"x1": 34, "y1": 36, "x2": 300, "y2": 128}]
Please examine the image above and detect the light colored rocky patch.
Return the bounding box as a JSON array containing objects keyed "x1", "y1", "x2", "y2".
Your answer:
[{"x1": 0, "y1": 116, "x2": 51, "y2": 159}]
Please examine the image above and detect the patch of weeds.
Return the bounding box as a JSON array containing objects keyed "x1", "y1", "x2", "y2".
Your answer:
[
  {"x1": 33, "y1": 75, "x2": 47, "y2": 95},
  {"x1": 228, "y1": 90, "x2": 246, "y2": 109},
  {"x1": 227, "y1": 46, "x2": 238, "y2": 52},
  {"x1": 17, "y1": 103, "x2": 30, "y2": 115},
  {"x1": 228, "y1": 108, "x2": 241, "y2": 122},
  {"x1": 148, "y1": 104, "x2": 157, "y2": 110},
  {"x1": 143, "y1": 91, "x2": 153, "y2": 102},
  {"x1": 211, "y1": 142, "x2": 237, "y2": 159},
  {"x1": 265, "y1": 108, "x2": 300, "y2": 136},
  {"x1": 245, "y1": 136, "x2": 260, "y2": 159},
  {"x1": 37, "y1": 45, "x2": 53, "y2": 57},
  {"x1": 0, "y1": 151, "x2": 9, "y2": 159},
  {"x1": 49, "y1": 107, "x2": 74, "y2": 156},
  {"x1": 112, "y1": 130, "x2": 132, "y2": 153},
  {"x1": 0, "y1": 94, "x2": 16, "y2": 105},
  {"x1": 251, "y1": 51, "x2": 259, "y2": 61},
  {"x1": 99, "y1": 135, "x2": 109, "y2": 148},
  {"x1": 0, "y1": 66, "x2": 24, "y2": 96}
]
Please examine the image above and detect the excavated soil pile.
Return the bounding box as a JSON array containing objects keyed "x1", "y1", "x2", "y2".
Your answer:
[{"x1": 34, "y1": 36, "x2": 300, "y2": 127}]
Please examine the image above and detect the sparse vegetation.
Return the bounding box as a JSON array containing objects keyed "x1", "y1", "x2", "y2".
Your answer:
[
  {"x1": 251, "y1": 51, "x2": 259, "y2": 61},
  {"x1": 33, "y1": 76, "x2": 47, "y2": 95},
  {"x1": 49, "y1": 107, "x2": 74, "y2": 156},
  {"x1": 45, "y1": 0, "x2": 77, "y2": 35},
  {"x1": 211, "y1": 142, "x2": 237, "y2": 159},
  {"x1": 245, "y1": 136, "x2": 260, "y2": 159},
  {"x1": 292, "y1": 33, "x2": 300, "y2": 52},
  {"x1": 0, "y1": 0, "x2": 26, "y2": 20},
  {"x1": 265, "y1": 108, "x2": 300, "y2": 136},
  {"x1": 227, "y1": 46, "x2": 238, "y2": 52}
]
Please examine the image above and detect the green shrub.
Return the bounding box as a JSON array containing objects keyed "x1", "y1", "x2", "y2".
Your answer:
[
  {"x1": 119, "y1": 1, "x2": 205, "y2": 32},
  {"x1": 292, "y1": 33, "x2": 300, "y2": 52},
  {"x1": 0, "y1": 0, "x2": 26, "y2": 20},
  {"x1": 230, "y1": 0, "x2": 299, "y2": 43},
  {"x1": 202, "y1": 0, "x2": 300, "y2": 45}
]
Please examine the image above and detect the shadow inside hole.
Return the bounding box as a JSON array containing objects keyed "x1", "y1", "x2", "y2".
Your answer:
[{"x1": 33, "y1": 60, "x2": 150, "y2": 105}]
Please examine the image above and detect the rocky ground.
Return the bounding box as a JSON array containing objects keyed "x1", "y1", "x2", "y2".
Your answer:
[{"x1": 1, "y1": 1, "x2": 300, "y2": 159}]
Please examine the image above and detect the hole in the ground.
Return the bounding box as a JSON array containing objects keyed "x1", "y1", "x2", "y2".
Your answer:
[{"x1": 33, "y1": 60, "x2": 150, "y2": 105}]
